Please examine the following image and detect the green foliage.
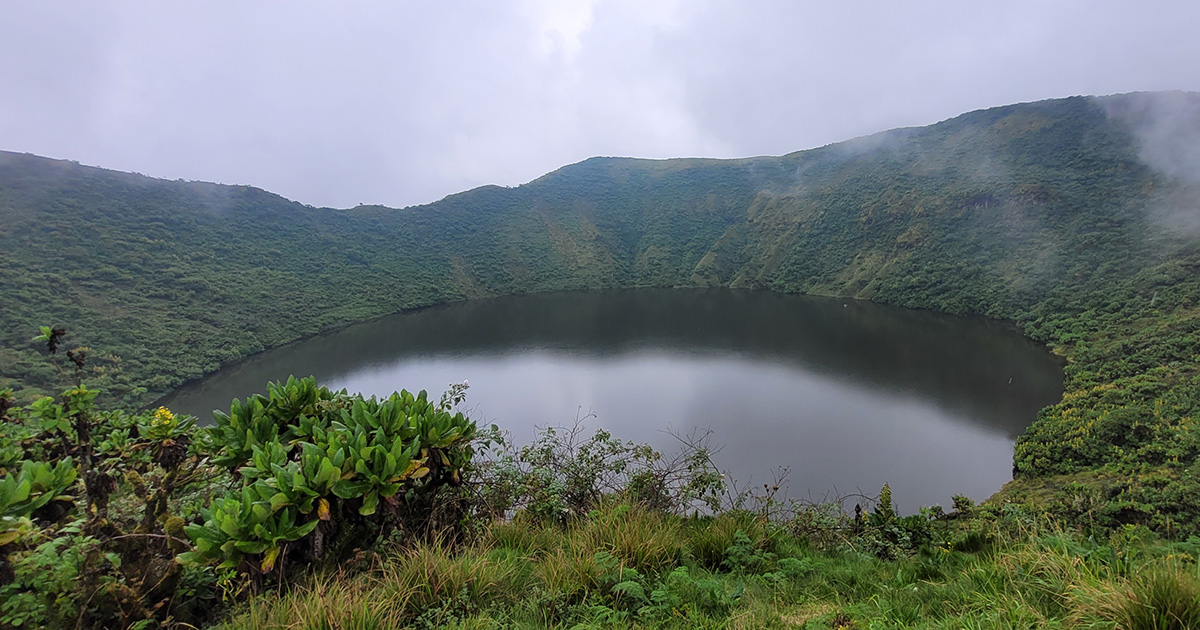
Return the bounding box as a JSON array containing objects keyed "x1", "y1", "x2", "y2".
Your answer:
[
  {"x1": 474, "y1": 421, "x2": 725, "y2": 522},
  {"x1": 874, "y1": 482, "x2": 895, "y2": 521},
  {"x1": 181, "y1": 376, "x2": 477, "y2": 575},
  {"x1": 213, "y1": 499, "x2": 1200, "y2": 630},
  {"x1": 0, "y1": 460, "x2": 77, "y2": 544},
  {"x1": 6, "y1": 94, "x2": 1200, "y2": 537},
  {"x1": 0, "y1": 327, "x2": 482, "y2": 629},
  {"x1": 179, "y1": 487, "x2": 319, "y2": 573},
  {"x1": 0, "y1": 331, "x2": 221, "y2": 629},
  {"x1": 0, "y1": 520, "x2": 110, "y2": 629},
  {"x1": 684, "y1": 512, "x2": 772, "y2": 571},
  {"x1": 721, "y1": 529, "x2": 776, "y2": 574},
  {"x1": 9, "y1": 92, "x2": 1200, "y2": 625},
  {"x1": 1093, "y1": 564, "x2": 1200, "y2": 630}
]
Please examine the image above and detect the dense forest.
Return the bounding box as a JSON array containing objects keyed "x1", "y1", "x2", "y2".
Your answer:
[{"x1": 4, "y1": 91, "x2": 1200, "y2": 627}]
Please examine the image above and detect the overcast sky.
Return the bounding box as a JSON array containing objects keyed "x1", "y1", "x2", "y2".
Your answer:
[{"x1": 2, "y1": 1, "x2": 1198, "y2": 209}]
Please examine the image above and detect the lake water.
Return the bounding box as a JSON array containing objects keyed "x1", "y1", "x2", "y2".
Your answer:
[{"x1": 159, "y1": 288, "x2": 1063, "y2": 511}]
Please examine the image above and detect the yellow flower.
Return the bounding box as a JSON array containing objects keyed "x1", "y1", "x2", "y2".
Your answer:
[{"x1": 154, "y1": 407, "x2": 175, "y2": 425}]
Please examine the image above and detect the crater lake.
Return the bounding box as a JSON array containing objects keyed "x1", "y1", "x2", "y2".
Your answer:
[{"x1": 159, "y1": 288, "x2": 1064, "y2": 511}]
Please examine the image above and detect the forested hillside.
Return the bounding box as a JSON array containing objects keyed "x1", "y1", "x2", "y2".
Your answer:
[{"x1": 4, "y1": 91, "x2": 1200, "y2": 527}]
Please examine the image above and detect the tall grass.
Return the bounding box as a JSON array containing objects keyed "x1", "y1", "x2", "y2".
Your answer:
[
  {"x1": 216, "y1": 504, "x2": 1200, "y2": 630},
  {"x1": 373, "y1": 539, "x2": 528, "y2": 618},
  {"x1": 567, "y1": 503, "x2": 684, "y2": 574},
  {"x1": 1073, "y1": 561, "x2": 1200, "y2": 629},
  {"x1": 218, "y1": 573, "x2": 401, "y2": 630}
]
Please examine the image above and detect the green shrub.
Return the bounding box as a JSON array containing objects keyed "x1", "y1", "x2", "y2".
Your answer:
[
  {"x1": 0, "y1": 327, "x2": 481, "y2": 629},
  {"x1": 474, "y1": 422, "x2": 725, "y2": 523},
  {"x1": 181, "y1": 377, "x2": 478, "y2": 578}
]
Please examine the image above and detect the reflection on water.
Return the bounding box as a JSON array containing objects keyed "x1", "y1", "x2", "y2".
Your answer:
[{"x1": 159, "y1": 289, "x2": 1063, "y2": 510}]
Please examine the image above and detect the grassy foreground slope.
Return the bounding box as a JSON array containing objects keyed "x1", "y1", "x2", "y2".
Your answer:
[
  {"x1": 3, "y1": 92, "x2": 1200, "y2": 527},
  {"x1": 218, "y1": 501, "x2": 1200, "y2": 630}
]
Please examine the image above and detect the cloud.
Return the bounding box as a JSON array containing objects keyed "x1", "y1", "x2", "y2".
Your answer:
[
  {"x1": 1, "y1": 1, "x2": 1198, "y2": 208},
  {"x1": 657, "y1": 1, "x2": 1200, "y2": 160},
  {"x1": 1100, "y1": 91, "x2": 1200, "y2": 235},
  {"x1": 1102, "y1": 91, "x2": 1200, "y2": 182}
]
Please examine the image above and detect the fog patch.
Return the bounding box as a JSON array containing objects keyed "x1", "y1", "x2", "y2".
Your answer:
[
  {"x1": 829, "y1": 127, "x2": 921, "y2": 161},
  {"x1": 1100, "y1": 92, "x2": 1200, "y2": 237},
  {"x1": 1101, "y1": 91, "x2": 1200, "y2": 182},
  {"x1": 1144, "y1": 181, "x2": 1200, "y2": 238}
]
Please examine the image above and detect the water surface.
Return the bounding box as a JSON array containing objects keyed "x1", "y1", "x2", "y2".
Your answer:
[{"x1": 160, "y1": 289, "x2": 1063, "y2": 511}]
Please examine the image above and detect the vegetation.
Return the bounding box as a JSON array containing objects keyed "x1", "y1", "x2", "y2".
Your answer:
[
  {"x1": 0, "y1": 332, "x2": 478, "y2": 628},
  {"x1": 4, "y1": 91, "x2": 1200, "y2": 626},
  {"x1": 219, "y1": 503, "x2": 1200, "y2": 630},
  {"x1": 6, "y1": 339, "x2": 1200, "y2": 628}
]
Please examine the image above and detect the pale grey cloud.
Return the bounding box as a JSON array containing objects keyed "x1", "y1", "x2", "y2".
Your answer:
[
  {"x1": 1, "y1": 0, "x2": 1198, "y2": 208},
  {"x1": 658, "y1": 1, "x2": 1200, "y2": 156}
]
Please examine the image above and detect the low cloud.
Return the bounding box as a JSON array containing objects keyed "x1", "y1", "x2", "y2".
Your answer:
[
  {"x1": 1, "y1": 2, "x2": 1198, "y2": 208},
  {"x1": 1101, "y1": 92, "x2": 1200, "y2": 236},
  {"x1": 1103, "y1": 91, "x2": 1200, "y2": 182}
]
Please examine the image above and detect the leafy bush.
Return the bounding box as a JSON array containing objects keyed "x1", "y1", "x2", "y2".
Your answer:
[
  {"x1": 472, "y1": 420, "x2": 726, "y2": 522},
  {"x1": 0, "y1": 327, "x2": 480, "y2": 629},
  {"x1": 180, "y1": 376, "x2": 477, "y2": 577},
  {"x1": 0, "y1": 460, "x2": 77, "y2": 543},
  {"x1": 0, "y1": 328, "x2": 230, "y2": 628},
  {"x1": 721, "y1": 529, "x2": 776, "y2": 574}
]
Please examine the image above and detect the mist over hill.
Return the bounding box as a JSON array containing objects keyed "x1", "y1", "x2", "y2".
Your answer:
[{"x1": 4, "y1": 91, "x2": 1200, "y2": 524}]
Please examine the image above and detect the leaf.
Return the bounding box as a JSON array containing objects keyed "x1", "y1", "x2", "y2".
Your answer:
[
  {"x1": 398, "y1": 459, "x2": 426, "y2": 480},
  {"x1": 261, "y1": 545, "x2": 281, "y2": 573},
  {"x1": 0, "y1": 529, "x2": 21, "y2": 546},
  {"x1": 315, "y1": 458, "x2": 335, "y2": 486},
  {"x1": 359, "y1": 490, "x2": 379, "y2": 516},
  {"x1": 183, "y1": 523, "x2": 213, "y2": 542},
  {"x1": 175, "y1": 551, "x2": 209, "y2": 566},
  {"x1": 384, "y1": 452, "x2": 397, "y2": 476},
  {"x1": 332, "y1": 479, "x2": 369, "y2": 499},
  {"x1": 408, "y1": 466, "x2": 430, "y2": 480},
  {"x1": 10, "y1": 479, "x2": 32, "y2": 504},
  {"x1": 611, "y1": 580, "x2": 646, "y2": 603},
  {"x1": 292, "y1": 519, "x2": 319, "y2": 539},
  {"x1": 219, "y1": 514, "x2": 242, "y2": 537},
  {"x1": 235, "y1": 540, "x2": 269, "y2": 554},
  {"x1": 317, "y1": 497, "x2": 331, "y2": 521},
  {"x1": 269, "y1": 492, "x2": 290, "y2": 513}
]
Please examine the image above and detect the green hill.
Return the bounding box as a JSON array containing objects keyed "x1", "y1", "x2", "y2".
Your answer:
[{"x1": 4, "y1": 91, "x2": 1200, "y2": 528}]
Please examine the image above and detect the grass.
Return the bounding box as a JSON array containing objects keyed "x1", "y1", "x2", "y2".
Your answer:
[
  {"x1": 213, "y1": 503, "x2": 1200, "y2": 629},
  {"x1": 1072, "y1": 562, "x2": 1200, "y2": 629}
]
